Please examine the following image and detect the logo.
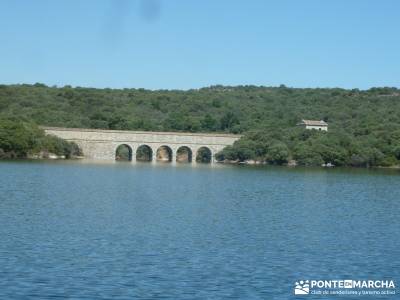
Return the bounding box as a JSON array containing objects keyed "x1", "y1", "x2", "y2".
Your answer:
[
  {"x1": 293, "y1": 279, "x2": 396, "y2": 296},
  {"x1": 295, "y1": 280, "x2": 310, "y2": 295}
]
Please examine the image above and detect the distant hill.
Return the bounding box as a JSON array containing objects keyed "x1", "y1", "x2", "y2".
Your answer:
[{"x1": 1, "y1": 83, "x2": 400, "y2": 166}]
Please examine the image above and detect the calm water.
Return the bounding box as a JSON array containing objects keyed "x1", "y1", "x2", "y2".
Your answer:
[{"x1": 0, "y1": 161, "x2": 399, "y2": 299}]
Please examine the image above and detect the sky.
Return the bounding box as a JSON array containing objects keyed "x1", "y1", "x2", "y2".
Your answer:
[{"x1": 0, "y1": 0, "x2": 399, "y2": 90}]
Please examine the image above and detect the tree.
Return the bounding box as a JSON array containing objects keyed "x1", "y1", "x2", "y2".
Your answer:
[
  {"x1": 220, "y1": 111, "x2": 239, "y2": 131},
  {"x1": 0, "y1": 119, "x2": 81, "y2": 159},
  {"x1": 201, "y1": 114, "x2": 217, "y2": 131},
  {"x1": 266, "y1": 142, "x2": 289, "y2": 164}
]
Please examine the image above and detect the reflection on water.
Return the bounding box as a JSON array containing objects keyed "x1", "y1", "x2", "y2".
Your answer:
[{"x1": 0, "y1": 161, "x2": 399, "y2": 299}]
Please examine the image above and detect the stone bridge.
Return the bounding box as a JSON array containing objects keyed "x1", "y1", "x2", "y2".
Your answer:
[{"x1": 43, "y1": 127, "x2": 241, "y2": 164}]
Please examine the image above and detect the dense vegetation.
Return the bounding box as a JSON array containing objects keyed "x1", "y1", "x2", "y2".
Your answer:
[
  {"x1": 0, "y1": 118, "x2": 81, "y2": 159},
  {"x1": 1, "y1": 83, "x2": 400, "y2": 166}
]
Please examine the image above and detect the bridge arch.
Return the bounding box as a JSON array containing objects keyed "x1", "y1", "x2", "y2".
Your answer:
[
  {"x1": 115, "y1": 144, "x2": 133, "y2": 161},
  {"x1": 196, "y1": 146, "x2": 212, "y2": 163},
  {"x1": 136, "y1": 144, "x2": 153, "y2": 162},
  {"x1": 156, "y1": 145, "x2": 173, "y2": 162},
  {"x1": 176, "y1": 146, "x2": 192, "y2": 163}
]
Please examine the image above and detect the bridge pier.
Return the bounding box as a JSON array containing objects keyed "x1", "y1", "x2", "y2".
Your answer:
[
  {"x1": 171, "y1": 151, "x2": 177, "y2": 165},
  {"x1": 151, "y1": 152, "x2": 157, "y2": 164},
  {"x1": 131, "y1": 151, "x2": 136, "y2": 163}
]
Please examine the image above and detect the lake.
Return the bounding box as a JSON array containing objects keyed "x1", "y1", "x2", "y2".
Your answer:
[{"x1": 0, "y1": 161, "x2": 399, "y2": 299}]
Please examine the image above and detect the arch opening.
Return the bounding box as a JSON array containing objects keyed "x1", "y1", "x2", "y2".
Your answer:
[
  {"x1": 196, "y1": 147, "x2": 212, "y2": 163},
  {"x1": 176, "y1": 146, "x2": 192, "y2": 163},
  {"x1": 156, "y1": 145, "x2": 173, "y2": 162},
  {"x1": 115, "y1": 144, "x2": 132, "y2": 161},
  {"x1": 136, "y1": 145, "x2": 153, "y2": 162}
]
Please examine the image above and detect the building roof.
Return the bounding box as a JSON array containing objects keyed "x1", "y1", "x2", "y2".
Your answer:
[{"x1": 299, "y1": 119, "x2": 328, "y2": 126}]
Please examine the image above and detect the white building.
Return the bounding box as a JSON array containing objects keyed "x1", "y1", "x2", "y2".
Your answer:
[{"x1": 298, "y1": 119, "x2": 328, "y2": 131}]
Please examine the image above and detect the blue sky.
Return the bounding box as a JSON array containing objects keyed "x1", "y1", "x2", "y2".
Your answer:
[{"x1": 0, "y1": 0, "x2": 399, "y2": 90}]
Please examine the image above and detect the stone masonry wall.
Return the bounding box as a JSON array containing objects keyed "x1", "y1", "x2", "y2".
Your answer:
[{"x1": 43, "y1": 127, "x2": 241, "y2": 163}]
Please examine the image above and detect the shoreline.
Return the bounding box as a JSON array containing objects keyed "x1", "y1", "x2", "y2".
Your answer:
[{"x1": 1, "y1": 157, "x2": 399, "y2": 170}]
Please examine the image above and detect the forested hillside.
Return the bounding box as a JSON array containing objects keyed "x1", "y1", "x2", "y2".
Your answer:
[{"x1": 1, "y1": 83, "x2": 400, "y2": 166}]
